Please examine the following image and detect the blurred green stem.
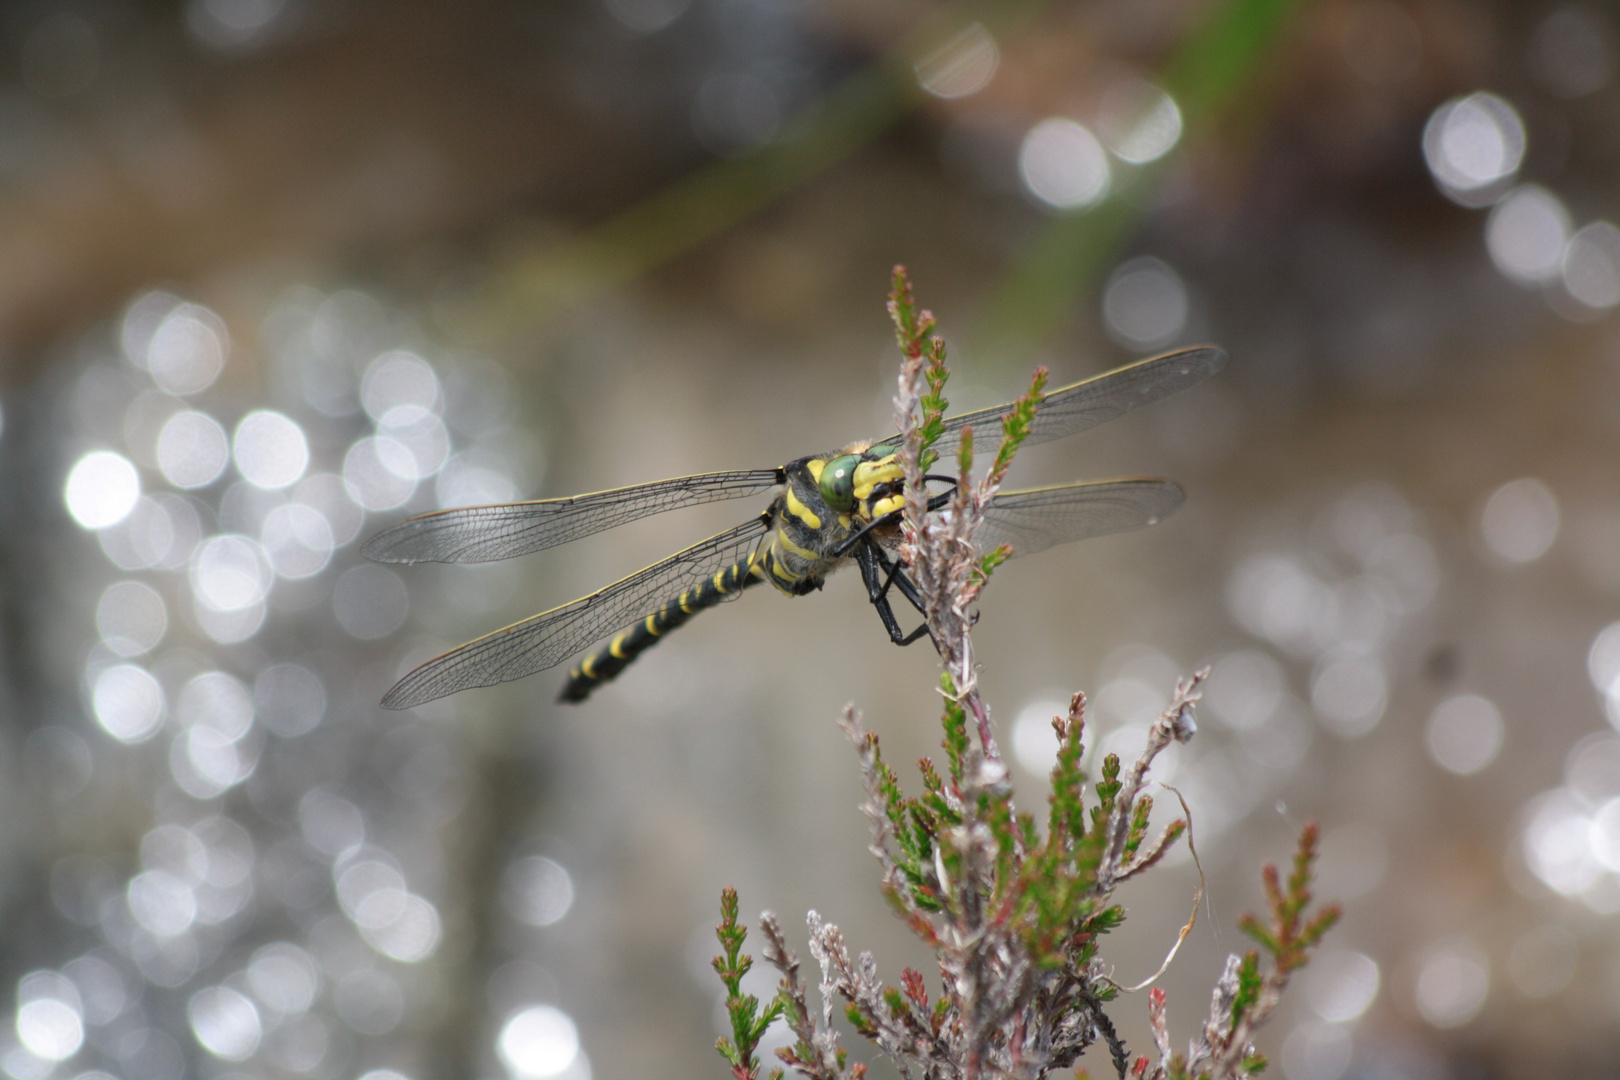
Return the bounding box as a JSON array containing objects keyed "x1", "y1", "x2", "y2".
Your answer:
[
  {"x1": 976, "y1": 0, "x2": 1299, "y2": 359},
  {"x1": 458, "y1": 0, "x2": 1048, "y2": 342},
  {"x1": 458, "y1": 0, "x2": 1297, "y2": 357}
]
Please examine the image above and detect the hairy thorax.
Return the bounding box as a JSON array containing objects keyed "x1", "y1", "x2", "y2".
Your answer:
[{"x1": 754, "y1": 440, "x2": 905, "y2": 596}]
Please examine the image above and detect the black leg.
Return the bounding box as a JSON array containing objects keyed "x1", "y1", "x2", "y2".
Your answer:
[
  {"x1": 854, "y1": 542, "x2": 932, "y2": 646},
  {"x1": 872, "y1": 546, "x2": 932, "y2": 636},
  {"x1": 856, "y1": 541, "x2": 933, "y2": 646},
  {"x1": 829, "y1": 480, "x2": 960, "y2": 558}
]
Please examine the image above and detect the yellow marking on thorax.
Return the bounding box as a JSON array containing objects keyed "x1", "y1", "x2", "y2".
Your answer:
[
  {"x1": 805, "y1": 459, "x2": 826, "y2": 483},
  {"x1": 851, "y1": 457, "x2": 901, "y2": 501},
  {"x1": 773, "y1": 528, "x2": 821, "y2": 563},
  {"x1": 784, "y1": 488, "x2": 822, "y2": 529},
  {"x1": 870, "y1": 495, "x2": 904, "y2": 518}
]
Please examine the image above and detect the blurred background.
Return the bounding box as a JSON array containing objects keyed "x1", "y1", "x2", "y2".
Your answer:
[{"x1": 2, "y1": 0, "x2": 1618, "y2": 1077}]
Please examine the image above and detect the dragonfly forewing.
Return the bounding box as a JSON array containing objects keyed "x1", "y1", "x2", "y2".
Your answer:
[
  {"x1": 921, "y1": 346, "x2": 1226, "y2": 460},
  {"x1": 380, "y1": 515, "x2": 773, "y2": 708},
  {"x1": 977, "y1": 479, "x2": 1186, "y2": 558},
  {"x1": 362, "y1": 469, "x2": 782, "y2": 564}
]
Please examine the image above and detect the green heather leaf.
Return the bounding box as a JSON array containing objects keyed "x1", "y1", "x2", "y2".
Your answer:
[
  {"x1": 956, "y1": 424, "x2": 974, "y2": 478},
  {"x1": 1238, "y1": 914, "x2": 1278, "y2": 954},
  {"x1": 941, "y1": 674, "x2": 969, "y2": 782},
  {"x1": 1302, "y1": 905, "x2": 1342, "y2": 948},
  {"x1": 973, "y1": 544, "x2": 1012, "y2": 586},
  {"x1": 1087, "y1": 905, "x2": 1126, "y2": 933},
  {"x1": 1125, "y1": 795, "x2": 1153, "y2": 860},
  {"x1": 990, "y1": 367, "x2": 1048, "y2": 484},
  {"x1": 1231, "y1": 950, "x2": 1264, "y2": 1027}
]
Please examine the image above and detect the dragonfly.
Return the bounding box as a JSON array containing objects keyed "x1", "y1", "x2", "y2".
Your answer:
[{"x1": 363, "y1": 345, "x2": 1226, "y2": 707}]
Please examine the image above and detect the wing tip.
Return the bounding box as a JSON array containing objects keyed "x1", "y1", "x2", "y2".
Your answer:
[
  {"x1": 1164, "y1": 344, "x2": 1228, "y2": 377},
  {"x1": 359, "y1": 535, "x2": 395, "y2": 563},
  {"x1": 379, "y1": 683, "x2": 419, "y2": 710},
  {"x1": 380, "y1": 667, "x2": 449, "y2": 710}
]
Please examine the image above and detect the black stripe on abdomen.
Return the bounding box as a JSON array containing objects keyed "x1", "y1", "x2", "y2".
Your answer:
[{"x1": 557, "y1": 559, "x2": 760, "y2": 703}]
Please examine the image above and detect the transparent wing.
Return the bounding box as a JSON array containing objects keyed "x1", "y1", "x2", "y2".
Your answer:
[
  {"x1": 977, "y1": 479, "x2": 1186, "y2": 558},
  {"x1": 912, "y1": 346, "x2": 1226, "y2": 459},
  {"x1": 362, "y1": 469, "x2": 781, "y2": 564},
  {"x1": 381, "y1": 515, "x2": 773, "y2": 708}
]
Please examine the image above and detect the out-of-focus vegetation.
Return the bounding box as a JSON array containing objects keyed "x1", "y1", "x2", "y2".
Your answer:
[{"x1": 4, "y1": 2, "x2": 1620, "y2": 1079}]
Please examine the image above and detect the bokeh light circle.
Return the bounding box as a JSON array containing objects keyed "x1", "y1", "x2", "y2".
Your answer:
[
  {"x1": 16, "y1": 996, "x2": 84, "y2": 1061},
  {"x1": 362, "y1": 351, "x2": 440, "y2": 421},
  {"x1": 191, "y1": 534, "x2": 274, "y2": 611},
  {"x1": 1480, "y1": 477, "x2": 1559, "y2": 563},
  {"x1": 1425, "y1": 694, "x2": 1504, "y2": 775},
  {"x1": 1486, "y1": 186, "x2": 1572, "y2": 285},
  {"x1": 145, "y1": 303, "x2": 228, "y2": 395},
  {"x1": 157, "y1": 411, "x2": 230, "y2": 489},
  {"x1": 255, "y1": 663, "x2": 327, "y2": 738},
  {"x1": 1011, "y1": 698, "x2": 1067, "y2": 775},
  {"x1": 1095, "y1": 77, "x2": 1182, "y2": 164},
  {"x1": 92, "y1": 664, "x2": 165, "y2": 743},
  {"x1": 1422, "y1": 92, "x2": 1525, "y2": 205},
  {"x1": 502, "y1": 856, "x2": 576, "y2": 927},
  {"x1": 1302, "y1": 949, "x2": 1380, "y2": 1022},
  {"x1": 1561, "y1": 221, "x2": 1620, "y2": 310},
  {"x1": 498, "y1": 1005, "x2": 580, "y2": 1079},
  {"x1": 1019, "y1": 118, "x2": 1110, "y2": 209},
  {"x1": 65, "y1": 451, "x2": 141, "y2": 529},
  {"x1": 96, "y1": 580, "x2": 168, "y2": 657},
  {"x1": 261, "y1": 503, "x2": 335, "y2": 579},
  {"x1": 344, "y1": 437, "x2": 419, "y2": 511},
  {"x1": 187, "y1": 985, "x2": 261, "y2": 1061},
  {"x1": 914, "y1": 23, "x2": 998, "y2": 100},
  {"x1": 1102, "y1": 257, "x2": 1189, "y2": 348},
  {"x1": 234, "y1": 411, "x2": 310, "y2": 490},
  {"x1": 1414, "y1": 939, "x2": 1489, "y2": 1028}
]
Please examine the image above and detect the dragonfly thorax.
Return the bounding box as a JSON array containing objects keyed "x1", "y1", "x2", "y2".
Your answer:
[{"x1": 754, "y1": 443, "x2": 905, "y2": 597}]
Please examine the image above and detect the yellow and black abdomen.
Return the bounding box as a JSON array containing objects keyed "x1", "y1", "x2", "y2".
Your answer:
[{"x1": 558, "y1": 557, "x2": 764, "y2": 702}]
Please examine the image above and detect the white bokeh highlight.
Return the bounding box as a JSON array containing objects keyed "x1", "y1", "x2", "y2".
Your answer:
[
  {"x1": 65, "y1": 451, "x2": 141, "y2": 529},
  {"x1": 1481, "y1": 477, "x2": 1559, "y2": 563},
  {"x1": 1486, "y1": 186, "x2": 1572, "y2": 285},
  {"x1": 1425, "y1": 694, "x2": 1504, "y2": 775},
  {"x1": 498, "y1": 1005, "x2": 580, "y2": 1079},
  {"x1": 157, "y1": 411, "x2": 230, "y2": 489},
  {"x1": 1422, "y1": 92, "x2": 1525, "y2": 206},
  {"x1": 1019, "y1": 118, "x2": 1110, "y2": 209},
  {"x1": 915, "y1": 23, "x2": 998, "y2": 99},
  {"x1": 233, "y1": 411, "x2": 309, "y2": 490}
]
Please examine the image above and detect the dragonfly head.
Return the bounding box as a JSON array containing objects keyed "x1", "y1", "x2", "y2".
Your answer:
[{"x1": 815, "y1": 442, "x2": 905, "y2": 524}]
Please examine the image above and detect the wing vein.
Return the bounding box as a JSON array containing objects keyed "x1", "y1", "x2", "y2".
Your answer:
[{"x1": 380, "y1": 516, "x2": 773, "y2": 708}]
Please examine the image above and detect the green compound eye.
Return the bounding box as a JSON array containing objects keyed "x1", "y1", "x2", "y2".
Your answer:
[{"x1": 818, "y1": 454, "x2": 859, "y2": 511}]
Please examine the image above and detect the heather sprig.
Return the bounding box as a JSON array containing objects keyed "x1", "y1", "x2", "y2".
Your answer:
[
  {"x1": 714, "y1": 887, "x2": 786, "y2": 1080},
  {"x1": 714, "y1": 270, "x2": 1333, "y2": 1080}
]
